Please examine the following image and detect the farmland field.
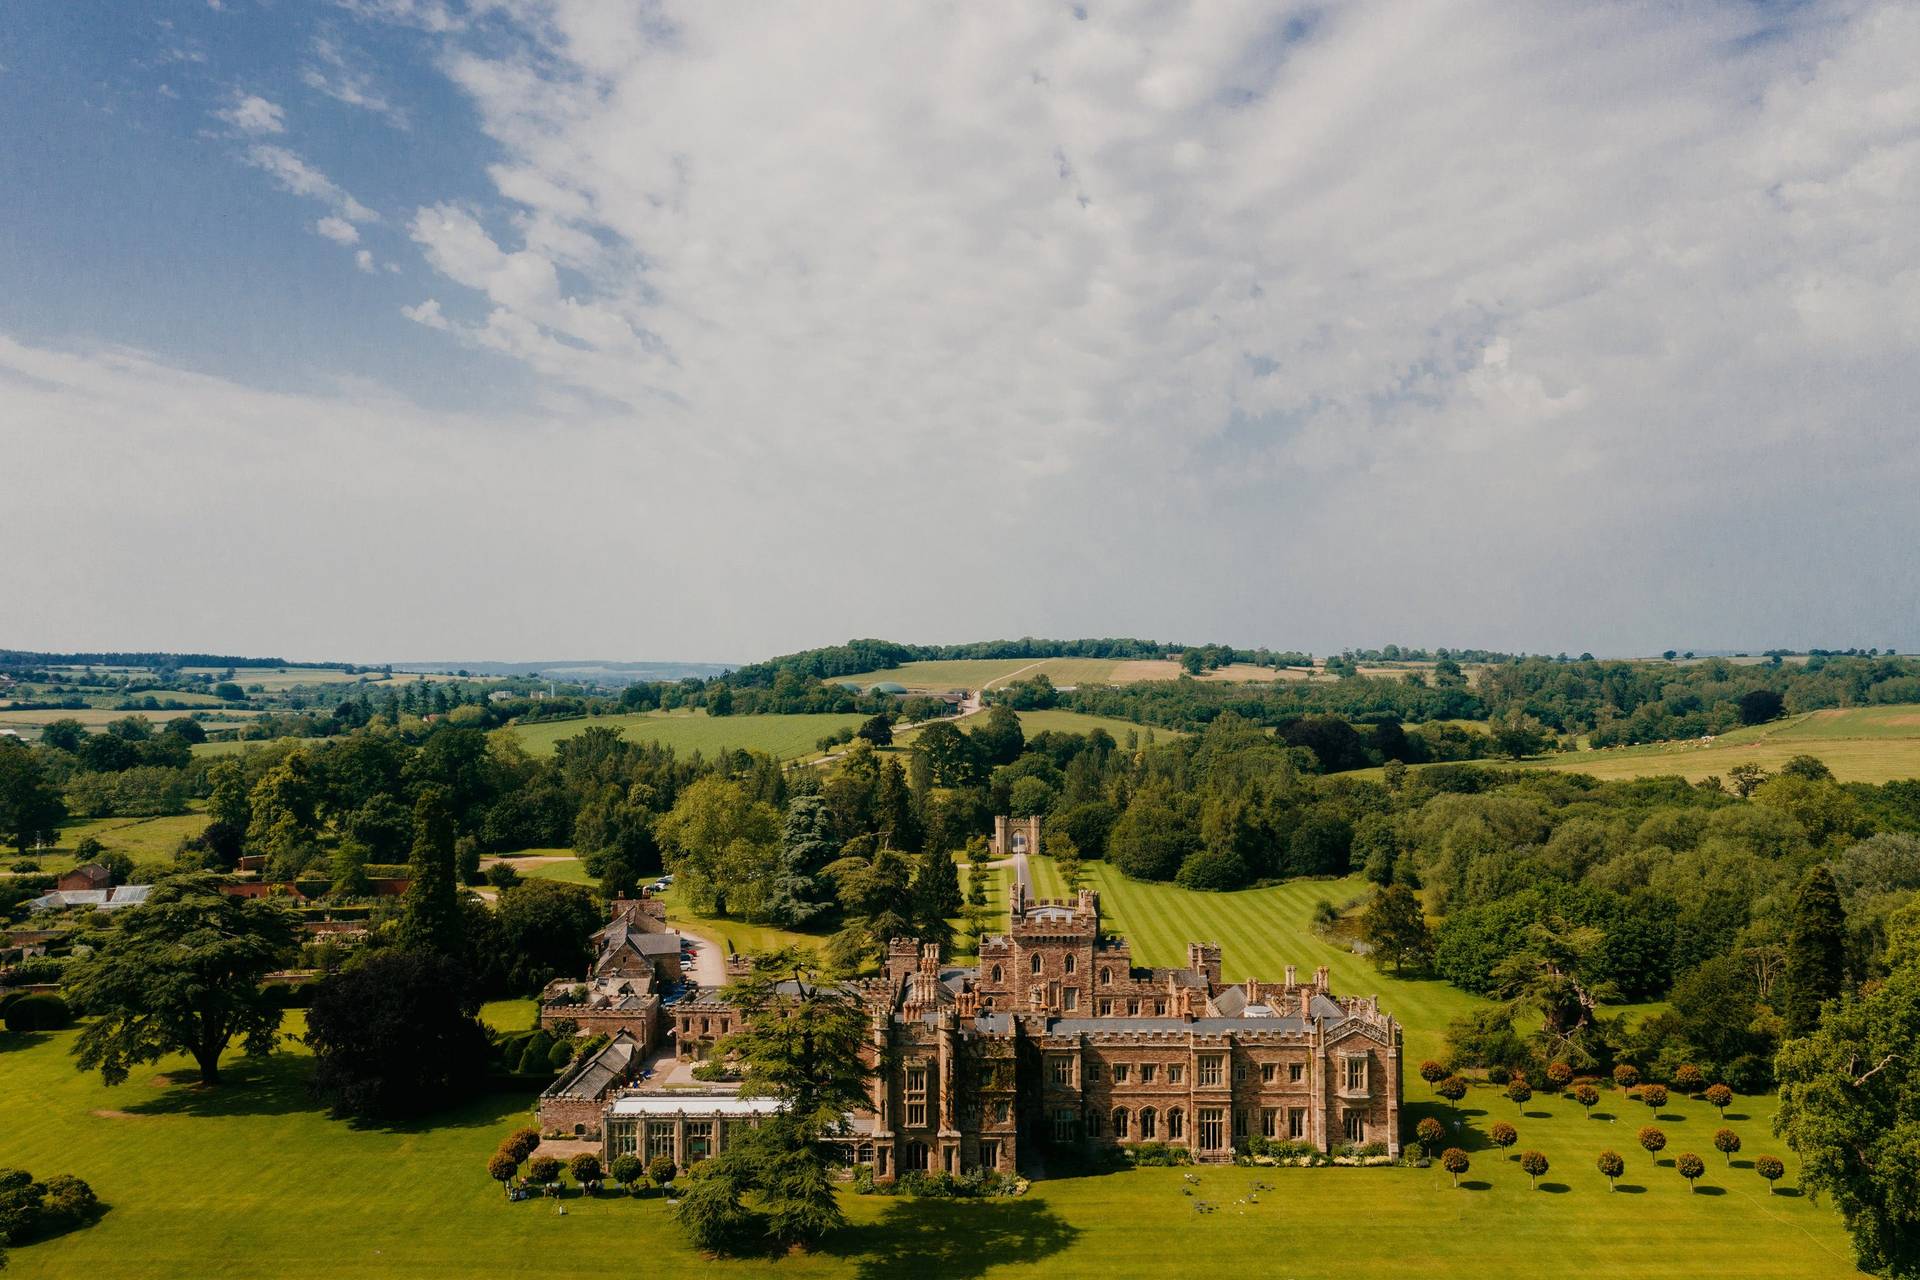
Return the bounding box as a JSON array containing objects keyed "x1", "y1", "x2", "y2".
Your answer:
[
  {"x1": 45, "y1": 812, "x2": 211, "y2": 861},
  {"x1": 1529, "y1": 704, "x2": 1920, "y2": 784},
  {"x1": 178, "y1": 666, "x2": 366, "y2": 688},
  {"x1": 0, "y1": 707, "x2": 260, "y2": 735},
  {"x1": 510, "y1": 709, "x2": 867, "y2": 760},
  {"x1": 835, "y1": 657, "x2": 1122, "y2": 691},
  {"x1": 1011, "y1": 709, "x2": 1182, "y2": 743}
]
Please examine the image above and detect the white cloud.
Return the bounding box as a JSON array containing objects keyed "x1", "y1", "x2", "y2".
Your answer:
[
  {"x1": 244, "y1": 144, "x2": 377, "y2": 223},
  {"x1": 215, "y1": 92, "x2": 284, "y2": 135},
  {"x1": 302, "y1": 35, "x2": 409, "y2": 128},
  {"x1": 401, "y1": 298, "x2": 449, "y2": 329},
  {"x1": 355, "y1": 249, "x2": 376, "y2": 273},
  {"x1": 315, "y1": 215, "x2": 360, "y2": 245}
]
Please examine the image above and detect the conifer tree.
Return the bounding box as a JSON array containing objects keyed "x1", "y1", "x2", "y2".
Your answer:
[
  {"x1": 912, "y1": 847, "x2": 963, "y2": 946},
  {"x1": 1781, "y1": 864, "x2": 1847, "y2": 1037},
  {"x1": 398, "y1": 786, "x2": 462, "y2": 957}
]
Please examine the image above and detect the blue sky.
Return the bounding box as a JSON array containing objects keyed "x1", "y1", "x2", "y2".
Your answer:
[{"x1": 2, "y1": 1, "x2": 1916, "y2": 662}]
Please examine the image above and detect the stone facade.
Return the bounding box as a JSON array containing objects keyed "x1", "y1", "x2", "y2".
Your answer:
[
  {"x1": 989, "y1": 815, "x2": 1041, "y2": 858},
  {"x1": 586, "y1": 881, "x2": 1402, "y2": 1179}
]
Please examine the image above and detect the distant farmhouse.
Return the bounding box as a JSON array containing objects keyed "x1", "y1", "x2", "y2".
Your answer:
[
  {"x1": 537, "y1": 831, "x2": 1403, "y2": 1178},
  {"x1": 28, "y1": 863, "x2": 152, "y2": 914}
]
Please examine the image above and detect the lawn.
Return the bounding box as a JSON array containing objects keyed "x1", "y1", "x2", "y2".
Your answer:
[
  {"x1": 45, "y1": 812, "x2": 211, "y2": 862},
  {"x1": 510, "y1": 709, "x2": 867, "y2": 760},
  {"x1": 0, "y1": 1019, "x2": 1859, "y2": 1279}
]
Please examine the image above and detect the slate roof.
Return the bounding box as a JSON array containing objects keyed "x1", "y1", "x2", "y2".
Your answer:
[{"x1": 542, "y1": 1030, "x2": 642, "y2": 1102}]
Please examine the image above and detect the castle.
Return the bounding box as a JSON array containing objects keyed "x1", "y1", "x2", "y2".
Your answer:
[{"x1": 557, "y1": 877, "x2": 1403, "y2": 1176}]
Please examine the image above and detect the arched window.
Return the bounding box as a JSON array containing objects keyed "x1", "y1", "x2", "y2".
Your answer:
[
  {"x1": 1099, "y1": 967, "x2": 1111, "y2": 985},
  {"x1": 991, "y1": 965, "x2": 1003, "y2": 983},
  {"x1": 1112, "y1": 1108, "x2": 1129, "y2": 1139},
  {"x1": 1064, "y1": 954, "x2": 1076, "y2": 975},
  {"x1": 1031, "y1": 954, "x2": 1043, "y2": 975},
  {"x1": 1139, "y1": 1108, "x2": 1157, "y2": 1139},
  {"x1": 1167, "y1": 1108, "x2": 1184, "y2": 1140}
]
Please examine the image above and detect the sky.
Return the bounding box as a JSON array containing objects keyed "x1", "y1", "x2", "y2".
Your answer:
[{"x1": 2, "y1": 0, "x2": 1917, "y2": 665}]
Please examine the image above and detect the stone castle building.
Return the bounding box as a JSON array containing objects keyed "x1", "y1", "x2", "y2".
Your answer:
[{"x1": 576, "y1": 878, "x2": 1402, "y2": 1176}]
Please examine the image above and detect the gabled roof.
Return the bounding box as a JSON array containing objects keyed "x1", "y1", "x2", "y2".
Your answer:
[{"x1": 542, "y1": 1029, "x2": 642, "y2": 1102}]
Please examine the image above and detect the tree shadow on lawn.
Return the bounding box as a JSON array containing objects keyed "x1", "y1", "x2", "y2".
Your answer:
[
  {"x1": 0, "y1": 1029, "x2": 51, "y2": 1055},
  {"x1": 1457, "y1": 1180, "x2": 1493, "y2": 1192},
  {"x1": 830, "y1": 1196, "x2": 1079, "y2": 1280},
  {"x1": 126, "y1": 1052, "x2": 316, "y2": 1118},
  {"x1": 1722, "y1": 1113, "x2": 1751, "y2": 1122},
  {"x1": 1691, "y1": 1186, "x2": 1727, "y2": 1196},
  {"x1": 1771, "y1": 1187, "x2": 1804, "y2": 1198},
  {"x1": 1537, "y1": 1183, "x2": 1571, "y2": 1194},
  {"x1": 1612, "y1": 1185, "x2": 1646, "y2": 1194},
  {"x1": 1587, "y1": 1112, "x2": 1617, "y2": 1123}
]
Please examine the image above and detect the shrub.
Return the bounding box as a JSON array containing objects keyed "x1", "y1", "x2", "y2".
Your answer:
[
  {"x1": 1440, "y1": 1147, "x2": 1470, "y2": 1187},
  {"x1": 499, "y1": 1128, "x2": 541, "y2": 1164},
  {"x1": 1487, "y1": 1064, "x2": 1511, "y2": 1086},
  {"x1": 1418, "y1": 1059, "x2": 1447, "y2": 1089},
  {"x1": 39, "y1": 1173, "x2": 99, "y2": 1230},
  {"x1": 4, "y1": 993, "x2": 72, "y2": 1032},
  {"x1": 487, "y1": 1153, "x2": 518, "y2": 1191},
  {"x1": 1676, "y1": 1152, "x2": 1706, "y2": 1190},
  {"x1": 515, "y1": 1031, "x2": 555, "y2": 1075},
  {"x1": 546, "y1": 1039, "x2": 576, "y2": 1071},
  {"x1": 1639, "y1": 1083, "x2": 1668, "y2": 1111},
  {"x1": 1573, "y1": 1083, "x2": 1600, "y2": 1115},
  {"x1": 1673, "y1": 1063, "x2": 1706, "y2": 1093},
  {"x1": 1490, "y1": 1121, "x2": 1517, "y2": 1152},
  {"x1": 1414, "y1": 1117, "x2": 1446, "y2": 1153},
  {"x1": 1505, "y1": 1080, "x2": 1532, "y2": 1109},
  {"x1": 526, "y1": 1155, "x2": 564, "y2": 1186},
  {"x1": 647, "y1": 1155, "x2": 677, "y2": 1187},
  {"x1": 1754, "y1": 1155, "x2": 1785, "y2": 1193},
  {"x1": 610, "y1": 1154, "x2": 643, "y2": 1191},
  {"x1": 1613, "y1": 1063, "x2": 1641, "y2": 1089},
  {"x1": 1435, "y1": 1076, "x2": 1467, "y2": 1105},
  {"x1": 1597, "y1": 1149, "x2": 1625, "y2": 1189},
  {"x1": 568, "y1": 1153, "x2": 603, "y2": 1188},
  {"x1": 1519, "y1": 1150, "x2": 1549, "y2": 1188},
  {"x1": 1545, "y1": 1062, "x2": 1573, "y2": 1091},
  {"x1": 485, "y1": 862, "x2": 522, "y2": 890},
  {"x1": 1126, "y1": 1141, "x2": 1194, "y2": 1167},
  {"x1": 1704, "y1": 1083, "x2": 1734, "y2": 1114},
  {"x1": 1638, "y1": 1126, "x2": 1667, "y2": 1164}
]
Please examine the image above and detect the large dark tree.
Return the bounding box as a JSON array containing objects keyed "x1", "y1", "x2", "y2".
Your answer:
[
  {"x1": 765, "y1": 794, "x2": 836, "y2": 928},
  {"x1": 65, "y1": 873, "x2": 295, "y2": 1085},
  {"x1": 1360, "y1": 884, "x2": 1433, "y2": 972},
  {"x1": 0, "y1": 743, "x2": 66, "y2": 854},
  {"x1": 494, "y1": 879, "x2": 600, "y2": 993},
  {"x1": 397, "y1": 786, "x2": 463, "y2": 957},
  {"x1": 305, "y1": 950, "x2": 492, "y2": 1120},
  {"x1": 1782, "y1": 864, "x2": 1848, "y2": 1038},
  {"x1": 1776, "y1": 898, "x2": 1920, "y2": 1279},
  {"x1": 912, "y1": 848, "x2": 962, "y2": 946}
]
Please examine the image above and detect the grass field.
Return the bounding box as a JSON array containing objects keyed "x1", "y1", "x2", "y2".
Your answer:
[
  {"x1": 0, "y1": 707, "x2": 261, "y2": 735},
  {"x1": 835, "y1": 658, "x2": 1123, "y2": 692},
  {"x1": 179, "y1": 666, "x2": 366, "y2": 688},
  {"x1": 1011, "y1": 709, "x2": 1183, "y2": 744},
  {"x1": 510, "y1": 709, "x2": 868, "y2": 760},
  {"x1": 41, "y1": 812, "x2": 210, "y2": 862},
  {"x1": 0, "y1": 1012, "x2": 1858, "y2": 1279},
  {"x1": 1529, "y1": 704, "x2": 1920, "y2": 784}
]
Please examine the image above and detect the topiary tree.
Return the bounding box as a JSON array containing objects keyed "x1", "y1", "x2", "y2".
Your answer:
[
  {"x1": 1519, "y1": 1150, "x2": 1549, "y2": 1190},
  {"x1": 1441, "y1": 1147, "x2": 1470, "y2": 1189},
  {"x1": 1490, "y1": 1121, "x2": 1518, "y2": 1155},
  {"x1": 1704, "y1": 1083, "x2": 1733, "y2": 1117},
  {"x1": 1597, "y1": 1149, "x2": 1625, "y2": 1190},
  {"x1": 1415, "y1": 1116, "x2": 1445, "y2": 1155},
  {"x1": 1677, "y1": 1152, "x2": 1706, "y2": 1192},
  {"x1": 1638, "y1": 1126, "x2": 1667, "y2": 1166},
  {"x1": 1639, "y1": 1083, "x2": 1668, "y2": 1113},
  {"x1": 1673, "y1": 1064, "x2": 1705, "y2": 1094},
  {"x1": 527, "y1": 1155, "x2": 564, "y2": 1187},
  {"x1": 488, "y1": 1152, "x2": 518, "y2": 1196},
  {"x1": 1545, "y1": 1062, "x2": 1573, "y2": 1092},
  {"x1": 1573, "y1": 1083, "x2": 1600, "y2": 1117},
  {"x1": 501, "y1": 1128, "x2": 541, "y2": 1164},
  {"x1": 1506, "y1": 1080, "x2": 1533, "y2": 1111},
  {"x1": 610, "y1": 1154, "x2": 643, "y2": 1194},
  {"x1": 1714, "y1": 1128, "x2": 1741, "y2": 1165},
  {"x1": 647, "y1": 1155, "x2": 677, "y2": 1189},
  {"x1": 1613, "y1": 1063, "x2": 1641, "y2": 1090},
  {"x1": 1435, "y1": 1075, "x2": 1467, "y2": 1112},
  {"x1": 1754, "y1": 1155, "x2": 1785, "y2": 1194},
  {"x1": 569, "y1": 1152, "x2": 603, "y2": 1192},
  {"x1": 1418, "y1": 1059, "x2": 1448, "y2": 1092}
]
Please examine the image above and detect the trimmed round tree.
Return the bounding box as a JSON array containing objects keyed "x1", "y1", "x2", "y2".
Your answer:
[
  {"x1": 1419, "y1": 1059, "x2": 1448, "y2": 1092},
  {"x1": 1506, "y1": 1080, "x2": 1533, "y2": 1112},
  {"x1": 647, "y1": 1155, "x2": 677, "y2": 1188},
  {"x1": 1415, "y1": 1116, "x2": 1446, "y2": 1155},
  {"x1": 1597, "y1": 1149, "x2": 1625, "y2": 1190},
  {"x1": 1490, "y1": 1121, "x2": 1518, "y2": 1155},
  {"x1": 1704, "y1": 1083, "x2": 1733, "y2": 1117},
  {"x1": 1677, "y1": 1152, "x2": 1706, "y2": 1192},
  {"x1": 1441, "y1": 1147, "x2": 1470, "y2": 1189},
  {"x1": 1519, "y1": 1150, "x2": 1549, "y2": 1190},
  {"x1": 1435, "y1": 1075, "x2": 1468, "y2": 1110},
  {"x1": 1613, "y1": 1064, "x2": 1641, "y2": 1090},
  {"x1": 1638, "y1": 1126, "x2": 1667, "y2": 1166},
  {"x1": 1673, "y1": 1064, "x2": 1706, "y2": 1094},
  {"x1": 488, "y1": 1152, "x2": 518, "y2": 1196},
  {"x1": 527, "y1": 1155, "x2": 564, "y2": 1187},
  {"x1": 1640, "y1": 1083, "x2": 1668, "y2": 1113},
  {"x1": 501, "y1": 1128, "x2": 541, "y2": 1164},
  {"x1": 569, "y1": 1152, "x2": 603, "y2": 1192},
  {"x1": 1545, "y1": 1062, "x2": 1573, "y2": 1092},
  {"x1": 1573, "y1": 1083, "x2": 1600, "y2": 1117},
  {"x1": 1714, "y1": 1128, "x2": 1741, "y2": 1165},
  {"x1": 1754, "y1": 1155, "x2": 1785, "y2": 1194},
  {"x1": 610, "y1": 1153, "x2": 644, "y2": 1194}
]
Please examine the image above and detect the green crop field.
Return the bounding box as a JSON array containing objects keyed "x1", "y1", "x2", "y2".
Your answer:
[
  {"x1": 1529, "y1": 704, "x2": 1920, "y2": 785},
  {"x1": 510, "y1": 709, "x2": 868, "y2": 760},
  {"x1": 1012, "y1": 709, "x2": 1181, "y2": 743}
]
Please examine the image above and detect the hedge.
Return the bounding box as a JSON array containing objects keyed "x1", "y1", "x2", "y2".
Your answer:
[{"x1": 4, "y1": 993, "x2": 73, "y2": 1032}]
